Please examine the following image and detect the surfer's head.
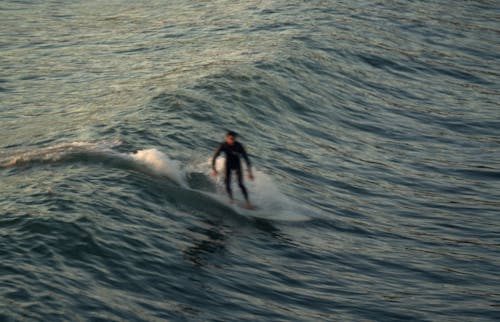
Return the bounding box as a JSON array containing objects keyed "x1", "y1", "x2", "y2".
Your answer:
[{"x1": 225, "y1": 131, "x2": 237, "y2": 145}]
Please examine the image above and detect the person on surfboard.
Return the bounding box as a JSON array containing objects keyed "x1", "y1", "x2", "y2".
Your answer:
[{"x1": 211, "y1": 131, "x2": 254, "y2": 208}]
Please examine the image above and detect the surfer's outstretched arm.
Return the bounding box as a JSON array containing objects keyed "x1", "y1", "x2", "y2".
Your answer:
[{"x1": 211, "y1": 144, "x2": 222, "y2": 176}]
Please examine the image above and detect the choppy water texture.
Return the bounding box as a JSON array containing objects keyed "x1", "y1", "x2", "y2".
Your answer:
[{"x1": 1, "y1": 1, "x2": 500, "y2": 321}]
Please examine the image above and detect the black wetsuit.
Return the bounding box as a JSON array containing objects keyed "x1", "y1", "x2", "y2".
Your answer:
[{"x1": 212, "y1": 141, "x2": 251, "y2": 201}]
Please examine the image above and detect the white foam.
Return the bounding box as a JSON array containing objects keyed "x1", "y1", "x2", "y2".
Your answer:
[
  {"x1": 242, "y1": 170, "x2": 309, "y2": 221},
  {"x1": 129, "y1": 148, "x2": 187, "y2": 187},
  {"x1": 203, "y1": 157, "x2": 309, "y2": 221}
]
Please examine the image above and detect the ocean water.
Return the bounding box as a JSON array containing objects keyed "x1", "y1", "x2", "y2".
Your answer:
[{"x1": 1, "y1": 0, "x2": 499, "y2": 321}]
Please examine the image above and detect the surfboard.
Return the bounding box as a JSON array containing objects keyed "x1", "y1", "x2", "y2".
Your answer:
[{"x1": 236, "y1": 201, "x2": 257, "y2": 211}]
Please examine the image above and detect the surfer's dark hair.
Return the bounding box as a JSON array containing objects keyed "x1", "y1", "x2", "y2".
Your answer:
[{"x1": 226, "y1": 130, "x2": 238, "y2": 137}]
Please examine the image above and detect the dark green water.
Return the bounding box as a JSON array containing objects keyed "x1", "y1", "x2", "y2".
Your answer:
[{"x1": 1, "y1": 1, "x2": 499, "y2": 321}]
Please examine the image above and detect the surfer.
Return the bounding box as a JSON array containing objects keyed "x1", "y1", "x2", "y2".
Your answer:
[{"x1": 211, "y1": 131, "x2": 254, "y2": 208}]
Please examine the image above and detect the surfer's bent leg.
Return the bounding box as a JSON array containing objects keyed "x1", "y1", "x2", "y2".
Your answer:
[
  {"x1": 224, "y1": 166, "x2": 233, "y2": 200},
  {"x1": 236, "y1": 167, "x2": 249, "y2": 201}
]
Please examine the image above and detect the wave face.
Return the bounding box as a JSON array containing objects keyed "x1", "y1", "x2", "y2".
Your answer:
[{"x1": 1, "y1": 1, "x2": 500, "y2": 321}]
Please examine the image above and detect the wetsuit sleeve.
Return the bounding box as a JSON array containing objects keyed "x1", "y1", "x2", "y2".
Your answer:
[
  {"x1": 240, "y1": 144, "x2": 251, "y2": 170},
  {"x1": 212, "y1": 144, "x2": 223, "y2": 170}
]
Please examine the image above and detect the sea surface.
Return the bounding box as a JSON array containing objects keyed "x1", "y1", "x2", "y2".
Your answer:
[{"x1": 1, "y1": 1, "x2": 500, "y2": 321}]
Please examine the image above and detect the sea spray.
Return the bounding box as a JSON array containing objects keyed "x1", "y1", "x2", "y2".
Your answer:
[{"x1": 129, "y1": 149, "x2": 187, "y2": 187}]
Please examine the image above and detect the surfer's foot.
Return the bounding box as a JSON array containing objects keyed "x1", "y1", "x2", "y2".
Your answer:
[{"x1": 244, "y1": 201, "x2": 253, "y2": 209}]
